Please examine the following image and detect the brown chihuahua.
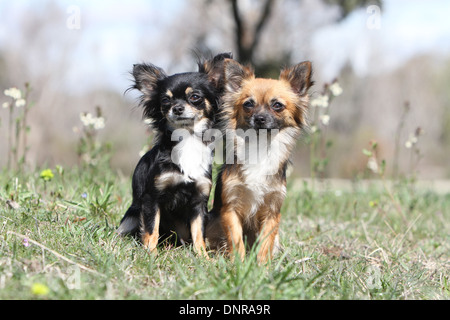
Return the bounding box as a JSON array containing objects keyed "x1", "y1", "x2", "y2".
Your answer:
[{"x1": 207, "y1": 59, "x2": 313, "y2": 263}]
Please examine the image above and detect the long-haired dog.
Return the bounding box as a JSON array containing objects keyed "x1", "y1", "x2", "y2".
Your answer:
[
  {"x1": 117, "y1": 53, "x2": 232, "y2": 257},
  {"x1": 207, "y1": 59, "x2": 313, "y2": 263}
]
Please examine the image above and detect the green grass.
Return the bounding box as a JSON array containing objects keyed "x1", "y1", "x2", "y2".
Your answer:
[{"x1": 1, "y1": 166, "x2": 449, "y2": 300}]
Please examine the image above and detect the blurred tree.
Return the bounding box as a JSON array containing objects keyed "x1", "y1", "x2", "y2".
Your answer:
[
  {"x1": 229, "y1": 0, "x2": 275, "y2": 64},
  {"x1": 225, "y1": 0, "x2": 383, "y2": 74}
]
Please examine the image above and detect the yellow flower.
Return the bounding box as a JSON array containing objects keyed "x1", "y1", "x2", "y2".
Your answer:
[
  {"x1": 31, "y1": 283, "x2": 50, "y2": 296},
  {"x1": 40, "y1": 169, "x2": 54, "y2": 181}
]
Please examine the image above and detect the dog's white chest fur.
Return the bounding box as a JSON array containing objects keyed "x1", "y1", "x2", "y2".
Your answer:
[
  {"x1": 172, "y1": 133, "x2": 211, "y2": 181},
  {"x1": 241, "y1": 152, "x2": 282, "y2": 202},
  {"x1": 238, "y1": 128, "x2": 296, "y2": 185},
  {"x1": 238, "y1": 129, "x2": 296, "y2": 216}
]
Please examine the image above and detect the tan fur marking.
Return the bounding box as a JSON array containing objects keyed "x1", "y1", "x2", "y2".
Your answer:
[
  {"x1": 190, "y1": 215, "x2": 208, "y2": 258},
  {"x1": 196, "y1": 177, "x2": 212, "y2": 197},
  {"x1": 256, "y1": 212, "x2": 281, "y2": 264},
  {"x1": 204, "y1": 99, "x2": 212, "y2": 113},
  {"x1": 185, "y1": 87, "x2": 193, "y2": 95},
  {"x1": 155, "y1": 172, "x2": 186, "y2": 190},
  {"x1": 221, "y1": 207, "x2": 245, "y2": 261},
  {"x1": 141, "y1": 209, "x2": 160, "y2": 254}
]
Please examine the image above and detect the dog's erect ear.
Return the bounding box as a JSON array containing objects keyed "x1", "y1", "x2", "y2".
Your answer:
[
  {"x1": 279, "y1": 61, "x2": 313, "y2": 96},
  {"x1": 198, "y1": 52, "x2": 233, "y2": 89},
  {"x1": 131, "y1": 63, "x2": 167, "y2": 121},
  {"x1": 132, "y1": 63, "x2": 167, "y2": 96},
  {"x1": 224, "y1": 59, "x2": 255, "y2": 93}
]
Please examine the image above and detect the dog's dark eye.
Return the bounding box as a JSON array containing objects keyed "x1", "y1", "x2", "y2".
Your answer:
[
  {"x1": 189, "y1": 94, "x2": 203, "y2": 104},
  {"x1": 243, "y1": 100, "x2": 255, "y2": 109},
  {"x1": 272, "y1": 102, "x2": 285, "y2": 112},
  {"x1": 161, "y1": 97, "x2": 171, "y2": 106}
]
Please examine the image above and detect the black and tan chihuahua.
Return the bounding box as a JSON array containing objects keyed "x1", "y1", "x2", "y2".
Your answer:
[{"x1": 117, "y1": 53, "x2": 232, "y2": 257}]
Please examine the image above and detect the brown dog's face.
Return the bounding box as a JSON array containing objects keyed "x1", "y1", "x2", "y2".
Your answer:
[{"x1": 223, "y1": 60, "x2": 313, "y2": 132}]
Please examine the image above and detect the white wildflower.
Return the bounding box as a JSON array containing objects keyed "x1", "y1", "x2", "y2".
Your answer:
[
  {"x1": 405, "y1": 132, "x2": 419, "y2": 149},
  {"x1": 409, "y1": 134, "x2": 418, "y2": 144},
  {"x1": 80, "y1": 112, "x2": 105, "y2": 130},
  {"x1": 320, "y1": 114, "x2": 330, "y2": 126},
  {"x1": 367, "y1": 157, "x2": 378, "y2": 173},
  {"x1": 329, "y1": 82, "x2": 343, "y2": 97},
  {"x1": 310, "y1": 125, "x2": 317, "y2": 133},
  {"x1": 93, "y1": 117, "x2": 105, "y2": 130},
  {"x1": 4, "y1": 87, "x2": 22, "y2": 100},
  {"x1": 15, "y1": 98, "x2": 26, "y2": 108},
  {"x1": 2, "y1": 102, "x2": 9, "y2": 109},
  {"x1": 310, "y1": 95, "x2": 329, "y2": 108},
  {"x1": 80, "y1": 112, "x2": 94, "y2": 127}
]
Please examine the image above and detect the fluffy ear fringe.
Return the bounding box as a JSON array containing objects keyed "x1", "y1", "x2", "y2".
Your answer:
[
  {"x1": 224, "y1": 59, "x2": 255, "y2": 93},
  {"x1": 279, "y1": 61, "x2": 313, "y2": 96},
  {"x1": 128, "y1": 63, "x2": 167, "y2": 122},
  {"x1": 198, "y1": 52, "x2": 234, "y2": 90},
  {"x1": 131, "y1": 63, "x2": 167, "y2": 96}
]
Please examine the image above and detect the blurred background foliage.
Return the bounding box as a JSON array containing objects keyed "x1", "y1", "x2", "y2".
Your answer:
[{"x1": 1, "y1": 0, "x2": 449, "y2": 179}]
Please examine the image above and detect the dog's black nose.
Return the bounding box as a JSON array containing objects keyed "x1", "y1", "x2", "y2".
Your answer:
[
  {"x1": 173, "y1": 105, "x2": 185, "y2": 116},
  {"x1": 254, "y1": 114, "x2": 267, "y2": 125}
]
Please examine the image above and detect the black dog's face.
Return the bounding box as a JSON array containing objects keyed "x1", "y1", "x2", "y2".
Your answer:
[
  {"x1": 158, "y1": 73, "x2": 216, "y2": 129},
  {"x1": 131, "y1": 53, "x2": 232, "y2": 131}
]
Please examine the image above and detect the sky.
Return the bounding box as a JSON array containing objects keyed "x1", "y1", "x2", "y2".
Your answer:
[
  {"x1": 1, "y1": 0, "x2": 450, "y2": 92},
  {"x1": 311, "y1": 0, "x2": 450, "y2": 79}
]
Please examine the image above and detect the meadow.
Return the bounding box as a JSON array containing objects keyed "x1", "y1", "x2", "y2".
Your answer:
[
  {"x1": 0, "y1": 83, "x2": 449, "y2": 300},
  {"x1": 0, "y1": 164, "x2": 449, "y2": 300}
]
